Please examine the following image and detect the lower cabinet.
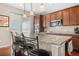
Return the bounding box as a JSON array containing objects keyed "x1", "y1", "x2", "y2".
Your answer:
[{"x1": 71, "y1": 36, "x2": 79, "y2": 50}]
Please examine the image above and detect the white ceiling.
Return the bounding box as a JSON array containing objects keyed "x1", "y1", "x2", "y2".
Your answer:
[{"x1": 4, "y1": 3, "x2": 79, "y2": 15}]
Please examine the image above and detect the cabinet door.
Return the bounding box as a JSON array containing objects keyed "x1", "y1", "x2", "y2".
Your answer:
[
  {"x1": 50, "y1": 13, "x2": 56, "y2": 20},
  {"x1": 45, "y1": 14, "x2": 51, "y2": 27},
  {"x1": 69, "y1": 7, "x2": 78, "y2": 25},
  {"x1": 42, "y1": 15, "x2": 46, "y2": 27},
  {"x1": 72, "y1": 36, "x2": 79, "y2": 50},
  {"x1": 62, "y1": 9, "x2": 70, "y2": 25},
  {"x1": 50, "y1": 11, "x2": 62, "y2": 20},
  {"x1": 55, "y1": 11, "x2": 63, "y2": 20},
  {"x1": 76, "y1": 6, "x2": 79, "y2": 25}
]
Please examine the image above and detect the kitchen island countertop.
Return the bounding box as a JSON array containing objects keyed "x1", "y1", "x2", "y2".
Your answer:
[{"x1": 38, "y1": 33, "x2": 72, "y2": 45}]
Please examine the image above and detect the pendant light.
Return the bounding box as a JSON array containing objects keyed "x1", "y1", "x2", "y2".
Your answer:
[
  {"x1": 30, "y1": 3, "x2": 34, "y2": 16},
  {"x1": 23, "y1": 3, "x2": 27, "y2": 18},
  {"x1": 39, "y1": 3, "x2": 45, "y2": 11}
]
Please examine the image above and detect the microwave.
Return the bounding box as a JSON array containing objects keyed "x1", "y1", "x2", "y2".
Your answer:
[{"x1": 50, "y1": 19, "x2": 63, "y2": 27}]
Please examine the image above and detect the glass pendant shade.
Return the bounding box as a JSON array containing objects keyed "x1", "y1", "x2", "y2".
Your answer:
[
  {"x1": 23, "y1": 13, "x2": 27, "y2": 18},
  {"x1": 40, "y1": 3, "x2": 45, "y2": 11}
]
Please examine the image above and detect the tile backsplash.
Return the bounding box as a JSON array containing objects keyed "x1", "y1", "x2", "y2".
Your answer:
[{"x1": 46, "y1": 26, "x2": 79, "y2": 34}]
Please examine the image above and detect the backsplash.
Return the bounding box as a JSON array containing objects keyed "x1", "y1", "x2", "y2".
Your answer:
[{"x1": 46, "y1": 26, "x2": 79, "y2": 34}]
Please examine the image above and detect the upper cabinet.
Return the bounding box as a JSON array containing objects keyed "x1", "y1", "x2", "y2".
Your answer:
[
  {"x1": 50, "y1": 11, "x2": 62, "y2": 20},
  {"x1": 62, "y1": 9, "x2": 70, "y2": 25},
  {"x1": 69, "y1": 6, "x2": 78, "y2": 25},
  {"x1": 42, "y1": 15, "x2": 46, "y2": 27},
  {"x1": 34, "y1": 5, "x2": 79, "y2": 29},
  {"x1": 62, "y1": 6, "x2": 79, "y2": 25},
  {"x1": 50, "y1": 13, "x2": 56, "y2": 20},
  {"x1": 55, "y1": 11, "x2": 63, "y2": 20}
]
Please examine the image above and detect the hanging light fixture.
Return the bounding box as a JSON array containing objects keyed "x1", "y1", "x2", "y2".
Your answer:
[
  {"x1": 30, "y1": 3, "x2": 34, "y2": 16},
  {"x1": 23, "y1": 3, "x2": 27, "y2": 18},
  {"x1": 39, "y1": 3, "x2": 45, "y2": 11}
]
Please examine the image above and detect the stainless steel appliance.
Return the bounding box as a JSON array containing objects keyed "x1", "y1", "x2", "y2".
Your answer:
[
  {"x1": 50, "y1": 19, "x2": 63, "y2": 27},
  {"x1": 74, "y1": 27, "x2": 79, "y2": 34}
]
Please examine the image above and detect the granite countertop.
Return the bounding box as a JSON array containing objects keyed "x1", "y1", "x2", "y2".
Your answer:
[
  {"x1": 38, "y1": 32, "x2": 79, "y2": 36},
  {"x1": 38, "y1": 33, "x2": 72, "y2": 45},
  {"x1": 45, "y1": 32, "x2": 79, "y2": 36}
]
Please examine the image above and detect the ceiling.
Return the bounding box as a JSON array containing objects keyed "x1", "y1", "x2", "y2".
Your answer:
[{"x1": 4, "y1": 3, "x2": 79, "y2": 15}]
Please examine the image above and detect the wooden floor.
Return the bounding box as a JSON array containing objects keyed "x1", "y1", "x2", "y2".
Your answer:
[
  {"x1": 65, "y1": 52, "x2": 70, "y2": 56},
  {"x1": 65, "y1": 50, "x2": 79, "y2": 56}
]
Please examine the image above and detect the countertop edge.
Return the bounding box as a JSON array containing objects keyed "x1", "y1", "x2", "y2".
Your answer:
[{"x1": 41, "y1": 32, "x2": 79, "y2": 36}]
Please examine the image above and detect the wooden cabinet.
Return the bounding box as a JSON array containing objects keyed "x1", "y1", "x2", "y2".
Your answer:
[
  {"x1": 51, "y1": 11, "x2": 62, "y2": 20},
  {"x1": 71, "y1": 36, "x2": 79, "y2": 50},
  {"x1": 34, "y1": 15, "x2": 44, "y2": 32},
  {"x1": 42, "y1": 15, "x2": 46, "y2": 27},
  {"x1": 50, "y1": 13, "x2": 56, "y2": 20},
  {"x1": 62, "y1": 9, "x2": 70, "y2": 25},
  {"x1": 76, "y1": 6, "x2": 79, "y2": 24},
  {"x1": 40, "y1": 15, "x2": 44, "y2": 32},
  {"x1": 55, "y1": 11, "x2": 63, "y2": 19},
  {"x1": 34, "y1": 5, "x2": 79, "y2": 30},
  {"x1": 45, "y1": 14, "x2": 51, "y2": 27},
  {"x1": 50, "y1": 11, "x2": 62, "y2": 26},
  {"x1": 63, "y1": 6, "x2": 79, "y2": 25},
  {"x1": 50, "y1": 5, "x2": 79, "y2": 26},
  {"x1": 69, "y1": 7, "x2": 78, "y2": 25}
]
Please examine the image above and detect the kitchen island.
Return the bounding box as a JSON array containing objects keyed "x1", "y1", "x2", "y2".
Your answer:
[{"x1": 38, "y1": 32, "x2": 72, "y2": 56}]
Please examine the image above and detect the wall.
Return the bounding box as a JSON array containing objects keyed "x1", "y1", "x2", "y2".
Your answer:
[
  {"x1": 0, "y1": 4, "x2": 28, "y2": 46},
  {"x1": 22, "y1": 17, "x2": 34, "y2": 37},
  {"x1": 0, "y1": 4, "x2": 24, "y2": 32},
  {"x1": 0, "y1": 4, "x2": 34, "y2": 46},
  {"x1": 0, "y1": 4, "x2": 26, "y2": 56},
  {"x1": 0, "y1": 4, "x2": 34, "y2": 55}
]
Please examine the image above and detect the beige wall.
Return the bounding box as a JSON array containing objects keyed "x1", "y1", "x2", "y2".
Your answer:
[
  {"x1": 0, "y1": 4, "x2": 29, "y2": 46},
  {"x1": 0, "y1": 4, "x2": 34, "y2": 55},
  {"x1": 0, "y1": 4, "x2": 24, "y2": 32}
]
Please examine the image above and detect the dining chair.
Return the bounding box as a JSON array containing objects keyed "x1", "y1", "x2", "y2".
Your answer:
[{"x1": 10, "y1": 31, "x2": 24, "y2": 56}]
